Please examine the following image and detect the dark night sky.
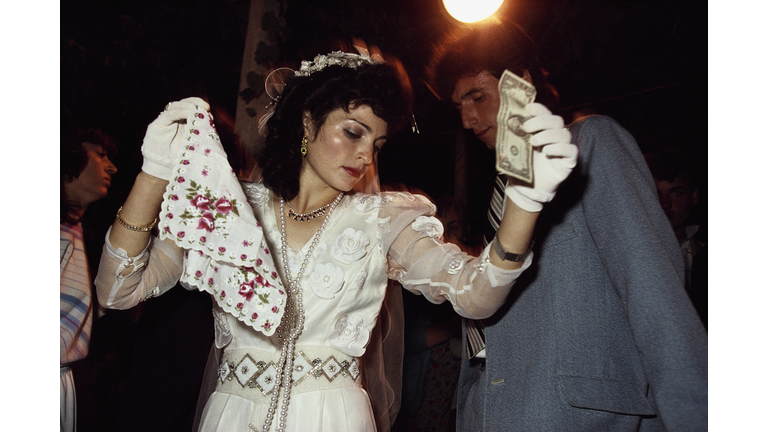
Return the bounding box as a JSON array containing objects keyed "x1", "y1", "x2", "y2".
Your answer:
[{"x1": 61, "y1": 0, "x2": 708, "y2": 155}]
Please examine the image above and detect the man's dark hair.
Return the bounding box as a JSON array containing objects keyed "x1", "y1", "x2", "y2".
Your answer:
[
  {"x1": 426, "y1": 19, "x2": 558, "y2": 109},
  {"x1": 644, "y1": 147, "x2": 699, "y2": 188}
]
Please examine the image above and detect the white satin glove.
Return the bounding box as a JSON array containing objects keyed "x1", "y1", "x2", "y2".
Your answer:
[
  {"x1": 141, "y1": 97, "x2": 211, "y2": 180},
  {"x1": 504, "y1": 102, "x2": 578, "y2": 212}
]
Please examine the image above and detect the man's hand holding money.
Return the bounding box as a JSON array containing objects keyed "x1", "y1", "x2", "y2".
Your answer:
[{"x1": 503, "y1": 102, "x2": 577, "y2": 212}]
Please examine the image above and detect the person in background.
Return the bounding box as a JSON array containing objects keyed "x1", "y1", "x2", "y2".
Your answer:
[
  {"x1": 645, "y1": 147, "x2": 707, "y2": 327},
  {"x1": 427, "y1": 19, "x2": 708, "y2": 431},
  {"x1": 61, "y1": 117, "x2": 118, "y2": 432}
]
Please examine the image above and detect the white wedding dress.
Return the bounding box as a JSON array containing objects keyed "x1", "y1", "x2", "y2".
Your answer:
[{"x1": 94, "y1": 106, "x2": 530, "y2": 432}]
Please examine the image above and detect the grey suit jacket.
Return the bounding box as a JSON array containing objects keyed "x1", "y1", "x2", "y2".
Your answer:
[{"x1": 457, "y1": 115, "x2": 707, "y2": 431}]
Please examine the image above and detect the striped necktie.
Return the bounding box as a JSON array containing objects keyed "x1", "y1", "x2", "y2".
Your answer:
[{"x1": 466, "y1": 174, "x2": 506, "y2": 359}]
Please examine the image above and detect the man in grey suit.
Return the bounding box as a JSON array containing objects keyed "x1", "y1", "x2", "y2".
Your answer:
[{"x1": 426, "y1": 20, "x2": 707, "y2": 431}]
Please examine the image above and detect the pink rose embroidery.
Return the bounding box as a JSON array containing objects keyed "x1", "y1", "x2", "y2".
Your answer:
[
  {"x1": 197, "y1": 212, "x2": 215, "y2": 232},
  {"x1": 239, "y1": 280, "x2": 255, "y2": 301},
  {"x1": 191, "y1": 195, "x2": 210, "y2": 210},
  {"x1": 213, "y1": 197, "x2": 232, "y2": 214}
]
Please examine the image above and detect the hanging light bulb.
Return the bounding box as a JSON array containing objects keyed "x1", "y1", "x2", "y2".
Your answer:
[{"x1": 443, "y1": 0, "x2": 504, "y2": 23}]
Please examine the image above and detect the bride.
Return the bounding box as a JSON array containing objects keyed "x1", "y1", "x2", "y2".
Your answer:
[{"x1": 95, "y1": 49, "x2": 575, "y2": 432}]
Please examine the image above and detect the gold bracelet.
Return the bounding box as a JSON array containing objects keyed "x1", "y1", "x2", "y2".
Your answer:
[{"x1": 115, "y1": 206, "x2": 158, "y2": 233}]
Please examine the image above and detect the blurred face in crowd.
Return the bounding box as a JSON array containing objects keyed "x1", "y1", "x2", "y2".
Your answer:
[
  {"x1": 655, "y1": 174, "x2": 698, "y2": 233},
  {"x1": 64, "y1": 142, "x2": 117, "y2": 210}
]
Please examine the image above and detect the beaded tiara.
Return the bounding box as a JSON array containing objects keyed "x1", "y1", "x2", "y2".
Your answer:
[
  {"x1": 295, "y1": 49, "x2": 384, "y2": 76},
  {"x1": 257, "y1": 47, "x2": 384, "y2": 136}
]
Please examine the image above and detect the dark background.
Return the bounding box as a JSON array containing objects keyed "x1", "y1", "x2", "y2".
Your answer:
[
  {"x1": 62, "y1": 0, "x2": 708, "y2": 240},
  {"x1": 61, "y1": 1, "x2": 707, "y2": 430}
]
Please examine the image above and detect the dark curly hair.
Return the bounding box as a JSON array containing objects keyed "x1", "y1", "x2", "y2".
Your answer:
[
  {"x1": 256, "y1": 61, "x2": 412, "y2": 201},
  {"x1": 60, "y1": 116, "x2": 117, "y2": 224},
  {"x1": 425, "y1": 19, "x2": 558, "y2": 110}
]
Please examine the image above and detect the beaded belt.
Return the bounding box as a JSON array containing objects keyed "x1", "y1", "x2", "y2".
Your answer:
[{"x1": 215, "y1": 346, "x2": 362, "y2": 403}]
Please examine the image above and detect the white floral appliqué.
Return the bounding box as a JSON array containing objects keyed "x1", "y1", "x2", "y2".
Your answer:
[
  {"x1": 411, "y1": 216, "x2": 444, "y2": 239},
  {"x1": 331, "y1": 228, "x2": 370, "y2": 264},
  {"x1": 329, "y1": 313, "x2": 369, "y2": 357},
  {"x1": 308, "y1": 263, "x2": 345, "y2": 299},
  {"x1": 445, "y1": 255, "x2": 465, "y2": 275},
  {"x1": 353, "y1": 194, "x2": 383, "y2": 213},
  {"x1": 355, "y1": 269, "x2": 367, "y2": 289}
]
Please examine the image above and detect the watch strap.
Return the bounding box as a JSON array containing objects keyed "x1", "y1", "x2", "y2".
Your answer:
[{"x1": 492, "y1": 233, "x2": 533, "y2": 262}]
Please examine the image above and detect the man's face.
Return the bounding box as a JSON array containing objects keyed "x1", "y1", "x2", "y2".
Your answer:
[
  {"x1": 655, "y1": 174, "x2": 698, "y2": 231},
  {"x1": 451, "y1": 71, "x2": 502, "y2": 149}
]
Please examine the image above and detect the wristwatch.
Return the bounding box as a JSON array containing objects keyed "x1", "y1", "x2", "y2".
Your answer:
[{"x1": 492, "y1": 233, "x2": 533, "y2": 262}]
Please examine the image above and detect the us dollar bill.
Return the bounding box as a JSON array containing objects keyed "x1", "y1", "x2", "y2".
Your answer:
[{"x1": 496, "y1": 69, "x2": 537, "y2": 183}]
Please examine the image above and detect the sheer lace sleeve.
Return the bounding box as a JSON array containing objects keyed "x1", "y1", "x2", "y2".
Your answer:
[
  {"x1": 94, "y1": 226, "x2": 184, "y2": 310},
  {"x1": 379, "y1": 194, "x2": 531, "y2": 320}
]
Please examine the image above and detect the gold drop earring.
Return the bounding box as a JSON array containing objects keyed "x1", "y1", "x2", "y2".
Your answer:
[{"x1": 300, "y1": 136, "x2": 308, "y2": 157}]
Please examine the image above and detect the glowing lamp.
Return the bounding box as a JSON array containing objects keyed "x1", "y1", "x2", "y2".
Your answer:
[{"x1": 442, "y1": 0, "x2": 504, "y2": 23}]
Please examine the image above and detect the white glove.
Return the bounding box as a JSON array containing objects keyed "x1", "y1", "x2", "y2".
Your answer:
[
  {"x1": 141, "y1": 97, "x2": 211, "y2": 180},
  {"x1": 504, "y1": 102, "x2": 578, "y2": 212}
]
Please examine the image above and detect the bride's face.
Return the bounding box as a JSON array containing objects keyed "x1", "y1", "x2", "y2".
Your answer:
[{"x1": 302, "y1": 105, "x2": 388, "y2": 192}]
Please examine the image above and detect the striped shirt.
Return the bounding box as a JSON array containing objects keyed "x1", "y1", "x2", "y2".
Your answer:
[
  {"x1": 466, "y1": 175, "x2": 508, "y2": 359},
  {"x1": 60, "y1": 223, "x2": 93, "y2": 365}
]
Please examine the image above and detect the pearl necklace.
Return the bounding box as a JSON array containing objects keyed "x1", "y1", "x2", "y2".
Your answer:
[{"x1": 262, "y1": 192, "x2": 343, "y2": 432}]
